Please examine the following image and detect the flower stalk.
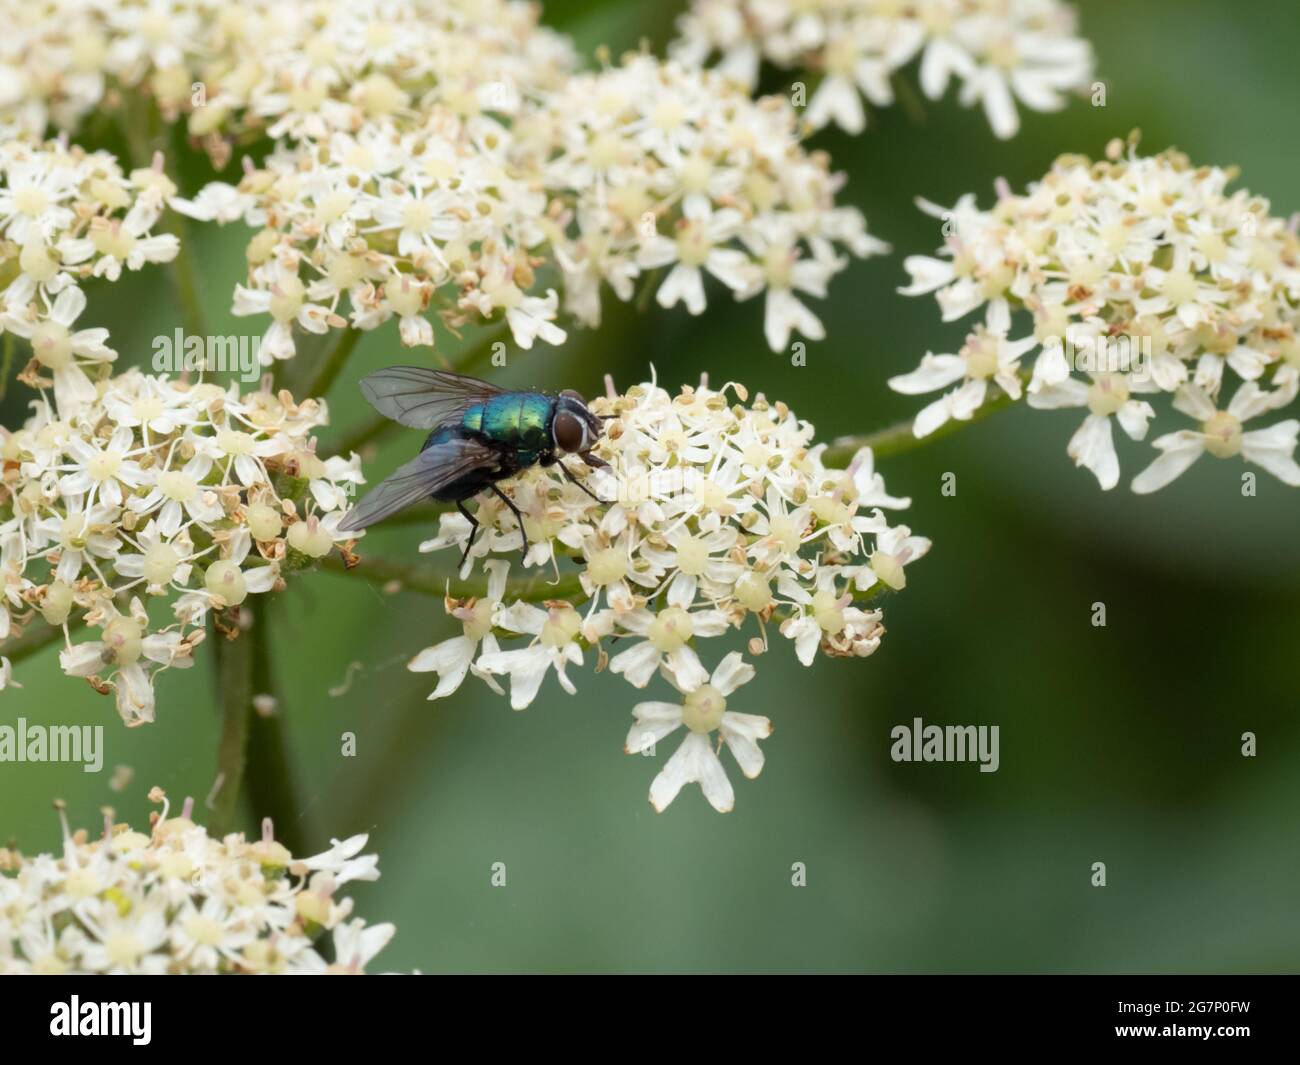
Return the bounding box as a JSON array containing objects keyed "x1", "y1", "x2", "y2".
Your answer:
[
  {"x1": 295, "y1": 327, "x2": 363, "y2": 401},
  {"x1": 209, "y1": 609, "x2": 256, "y2": 838},
  {"x1": 244, "y1": 597, "x2": 312, "y2": 857},
  {"x1": 1, "y1": 621, "x2": 73, "y2": 665},
  {"x1": 118, "y1": 95, "x2": 208, "y2": 341},
  {"x1": 824, "y1": 388, "x2": 1021, "y2": 466},
  {"x1": 209, "y1": 597, "x2": 312, "y2": 852}
]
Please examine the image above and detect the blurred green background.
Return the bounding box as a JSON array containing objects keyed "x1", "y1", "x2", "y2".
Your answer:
[{"x1": 3, "y1": 0, "x2": 1298, "y2": 973}]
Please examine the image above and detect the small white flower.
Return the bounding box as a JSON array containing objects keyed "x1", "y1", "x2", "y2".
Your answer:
[
  {"x1": 408, "y1": 560, "x2": 510, "y2": 700},
  {"x1": 474, "y1": 601, "x2": 585, "y2": 710},
  {"x1": 308, "y1": 918, "x2": 397, "y2": 974},
  {"x1": 2, "y1": 284, "x2": 117, "y2": 416},
  {"x1": 79, "y1": 897, "x2": 170, "y2": 974},
  {"x1": 608, "y1": 581, "x2": 728, "y2": 691},
  {"x1": 889, "y1": 302, "x2": 1033, "y2": 438},
  {"x1": 1131, "y1": 383, "x2": 1300, "y2": 493},
  {"x1": 296, "y1": 834, "x2": 382, "y2": 886},
  {"x1": 1028, "y1": 373, "x2": 1155, "y2": 489},
  {"x1": 625, "y1": 651, "x2": 770, "y2": 813},
  {"x1": 638, "y1": 200, "x2": 756, "y2": 316},
  {"x1": 857, "y1": 524, "x2": 932, "y2": 594}
]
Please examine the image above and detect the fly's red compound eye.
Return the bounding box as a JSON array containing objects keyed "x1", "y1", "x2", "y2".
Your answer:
[{"x1": 553, "y1": 410, "x2": 584, "y2": 452}]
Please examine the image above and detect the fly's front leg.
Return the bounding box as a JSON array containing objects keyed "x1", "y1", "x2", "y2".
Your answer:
[
  {"x1": 488, "y1": 485, "x2": 530, "y2": 565},
  {"x1": 559, "y1": 460, "x2": 606, "y2": 504},
  {"x1": 455, "y1": 500, "x2": 480, "y2": 570}
]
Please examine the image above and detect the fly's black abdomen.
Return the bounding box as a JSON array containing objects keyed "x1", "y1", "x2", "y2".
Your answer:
[{"x1": 421, "y1": 424, "x2": 517, "y2": 502}]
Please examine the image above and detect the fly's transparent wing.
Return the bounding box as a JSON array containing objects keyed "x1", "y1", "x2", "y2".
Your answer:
[
  {"x1": 359, "y1": 367, "x2": 508, "y2": 430},
  {"x1": 337, "y1": 436, "x2": 501, "y2": 531}
]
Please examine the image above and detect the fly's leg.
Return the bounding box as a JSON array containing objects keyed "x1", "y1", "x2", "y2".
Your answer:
[
  {"x1": 455, "y1": 500, "x2": 480, "y2": 570},
  {"x1": 488, "y1": 485, "x2": 530, "y2": 565},
  {"x1": 559, "y1": 460, "x2": 606, "y2": 504}
]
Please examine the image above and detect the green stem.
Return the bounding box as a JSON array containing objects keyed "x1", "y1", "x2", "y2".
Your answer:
[
  {"x1": 208, "y1": 612, "x2": 255, "y2": 837},
  {"x1": 299, "y1": 327, "x2": 362, "y2": 400},
  {"x1": 318, "y1": 552, "x2": 582, "y2": 602},
  {"x1": 0, "y1": 332, "x2": 15, "y2": 400},
  {"x1": 242, "y1": 597, "x2": 312, "y2": 856},
  {"x1": 167, "y1": 214, "x2": 208, "y2": 342},
  {"x1": 0, "y1": 621, "x2": 70, "y2": 665},
  {"x1": 119, "y1": 93, "x2": 207, "y2": 341},
  {"x1": 118, "y1": 96, "x2": 158, "y2": 179},
  {"x1": 453, "y1": 321, "x2": 512, "y2": 376},
  {"x1": 635, "y1": 267, "x2": 663, "y2": 314},
  {"x1": 327, "y1": 410, "x2": 393, "y2": 458},
  {"x1": 823, "y1": 389, "x2": 1019, "y2": 467},
  {"x1": 891, "y1": 73, "x2": 929, "y2": 126},
  {"x1": 154, "y1": 104, "x2": 208, "y2": 340}
]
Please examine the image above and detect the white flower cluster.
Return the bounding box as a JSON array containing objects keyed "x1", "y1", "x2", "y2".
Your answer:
[
  {"x1": 671, "y1": 0, "x2": 1094, "y2": 139},
  {"x1": 2, "y1": 4, "x2": 880, "y2": 361},
  {"x1": 0, "y1": 138, "x2": 180, "y2": 412},
  {"x1": 0, "y1": 790, "x2": 393, "y2": 974},
  {"x1": 0, "y1": 0, "x2": 575, "y2": 146},
  {"x1": 890, "y1": 140, "x2": 1300, "y2": 492},
  {"x1": 0, "y1": 0, "x2": 577, "y2": 364},
  {"x1": 178, "y1": 53, "x2": 884, "y2": 362},
  {"x1": 529, "y1": 55, "x2": 889, "y2": 351},
  {"x1": 407, "y1": 377, "x2": 928, "y2": 813},
  {"x1": 0, "y1": 367, "x2": 362, "y2": 722}
]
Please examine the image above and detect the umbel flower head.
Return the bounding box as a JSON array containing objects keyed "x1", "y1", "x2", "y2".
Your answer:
[
  {"x1": 407, "y1": 375, "x2": 929, "y2": 813},
  {"x1": 0, "y1": 789, "x2": 394, "y2": 974},
  {"x1": 890, "y1": 137, "x2": 1300, "y2": 492},
  {"x1": 671, "y1": 0, "x2": 1095, "y2": 139},
  {"x1": 175, "y1": 51, "x2": 885, "y2": 361},
  {"x1": 0, "y1": 138, "x2": 180, "y2": 413},
  {"x1": 2, "y1": 6, "x2": 881, "y2": 365},
  {"x1": 0, "y1": 368, "x2": 363, "y2": 723},
  {"x1": 0, "y1": 0, "x2": 575, "y2": 147}
]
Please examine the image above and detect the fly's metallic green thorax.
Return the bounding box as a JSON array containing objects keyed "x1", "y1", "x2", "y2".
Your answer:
[{"x1": 463, "y1": 392, "x2": 555, "y2": 462}]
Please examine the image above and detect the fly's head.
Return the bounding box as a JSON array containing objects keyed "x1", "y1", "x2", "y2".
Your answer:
[{"x1": 551, "y1": 390, "x2": 606, "y2": 456}]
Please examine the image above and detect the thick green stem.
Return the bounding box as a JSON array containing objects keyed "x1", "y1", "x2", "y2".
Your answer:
[
  {"x1": 242, "y1": 597, "x2": 312, "y2": 856},
  {"x1": 208, "y1": 613, "x2": 255, "y2": 837},
  {"x1": 163, "y1": 119, "x2": 209, "y2": 343},
  {"x1": 167, "y1": 216, "x2": 209, "y2": 342},
  {"x1": 299, "y1": 327, "x2": 362, "y2": 400},
  {"x1": 453, "y1": 322, "x2": 512, "y2": 376},
  {"x1": 635, "y1": 267, "x2": 663, "y2": 314},
  {"x1": 120, "y1": 93, "x2": 208, "y2": 341},
  {"x1": 0, "y1": 621, "x2": 69, "y2": 665},
  {"x1": 891, "y1": 73, "x2": 929, "y2": 126},
  {"x1": 0, "y1": 332, "x2": 15, "y2": 400},
  {"x1": 328, "y1": 410, "x2": 393, "y2": 457},
  {"x1": 318, "y1": 552, "x2": 582, "y2": 602}
]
